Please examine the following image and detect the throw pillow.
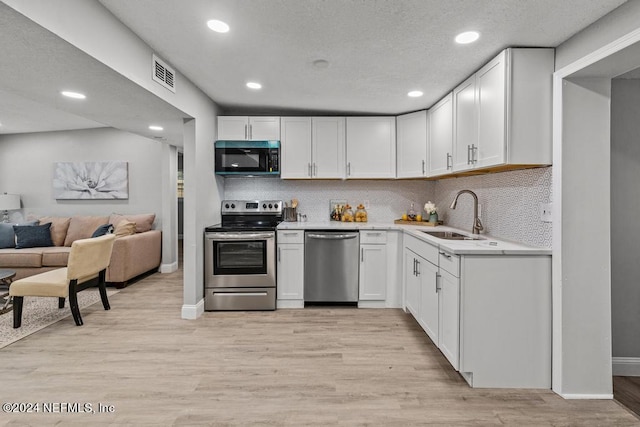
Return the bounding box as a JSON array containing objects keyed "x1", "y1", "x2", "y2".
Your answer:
[
  {"x1": 14, "y1": 222, "x2": 54, "y2": 249},
  {"x1": 114, "y1": 220, "x2": 136, "y2": 237},
  {"x1": 38, "y1": 216, "x2": 71, "y2": 246},
  {"x1": 91, "y1": 223, "x2": 114, "y2": 238},
  {"x1": 109, "y1": 213, "x2": 155, "y2": 233},
  {"x1": 0, "y1": 220, "x2": 39, "y2": 249},
  {"x1": 63, "y1": 216, "x2": 109, "y2": 247}
]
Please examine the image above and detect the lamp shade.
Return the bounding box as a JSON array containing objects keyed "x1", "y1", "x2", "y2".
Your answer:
[{"x1": 0, "y1": 194, "x2": 21, "y2": 210}]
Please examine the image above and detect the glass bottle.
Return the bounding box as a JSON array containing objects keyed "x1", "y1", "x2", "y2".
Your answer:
[{"x1": 407, "y1": 202, "x2": 417, "y2": 221}]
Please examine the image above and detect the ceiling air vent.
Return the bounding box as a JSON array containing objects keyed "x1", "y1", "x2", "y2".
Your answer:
[{"x1": 152, "y1": 54, "x2": 176, "y2": 93}]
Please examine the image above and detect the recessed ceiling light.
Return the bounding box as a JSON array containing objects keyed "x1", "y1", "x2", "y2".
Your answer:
[
  {"x1": 207, "y1": 19, "x2": 229, "y2": 33},
  {"x1": 149, "y1": 125, "x2": 164, "y2": 131},
  {"x1": 455, "y1": 31, "x2": 480, "y2": 44},
  {"x1": 246, "y1": 82, "x2": 262, "y2": 90},
  {"x1": 61, "y1": 91, "x2": 86, "y2": 99},
  {"x1": 408, "y1": 90, "x2": 424, "y2": 98}
]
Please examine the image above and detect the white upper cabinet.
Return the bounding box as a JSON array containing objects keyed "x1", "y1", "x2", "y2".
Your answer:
[
  {"x1": 346, "y1": 117, "x2": 396, "y2": 179},
  {"x1": 312, "y1": 117, "x2": 345, "y2": 179},
  {"x1": 280, "y1": 117, "x2": 345, "y2": 179},
  {"x1": 427, "y1": 94, "x2": 453, "y2": 177},
  {"x1": 280, "y1": 117, "x2": 312, "y2": 178},
  {"x1": 452, "y1": 75, "x2": 478, "y2": 172},
  {"x1": 217, "y1": 116, "x2": 280, "y2": 140},
  {"x1": 396, "y1": 110, "x2": 428, "y2": 178}
]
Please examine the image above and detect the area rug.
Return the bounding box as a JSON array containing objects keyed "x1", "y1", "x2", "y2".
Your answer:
[{"x1": 0, "y1": 288, "x2": 119, "y2": 349}]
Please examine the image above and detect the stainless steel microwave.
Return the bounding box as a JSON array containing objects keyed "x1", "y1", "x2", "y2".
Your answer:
[{"x1": 214, "y1": 140, "x2": 280, "y2": 176}]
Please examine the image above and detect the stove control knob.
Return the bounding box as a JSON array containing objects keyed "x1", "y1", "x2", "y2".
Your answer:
[
  {"x1": 268, "y1": 204, "x2": 273, "y2": 209},
  {"x1": 262, "y1": 204, "x2": 267, "y2": 209},
  {"x1": 231, "y1": 204, "x2": 236, "y2": 209},
  {"x1": 273, "y1": 203, "x2": 278, "y2": 209},
  {"x1": 224, "y1": 203, "x2": 229, "y2": 209}
]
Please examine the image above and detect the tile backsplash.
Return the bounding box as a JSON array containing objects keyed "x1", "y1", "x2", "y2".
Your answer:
[
  {"x1": 223, "y1": 178, "x2": 434, "y2": 223},
  {"x1": 433, "y1": 167, "x2": 552, "y2": 248},
  {"x1": 223, "y1": 166, "x2": 552, "y2": 248}
]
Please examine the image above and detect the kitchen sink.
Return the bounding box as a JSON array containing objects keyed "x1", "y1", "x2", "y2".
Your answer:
[{"x1": 421, "y1": 231, "x2": 482, "y2": 240}]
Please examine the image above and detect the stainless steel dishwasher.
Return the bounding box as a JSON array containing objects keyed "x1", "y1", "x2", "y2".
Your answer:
[{"x1": 304, "y1": 231, "x2": 359, "y2": 305}]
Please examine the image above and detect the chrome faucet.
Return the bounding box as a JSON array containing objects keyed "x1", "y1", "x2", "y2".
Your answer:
[{"x1": 450, "y1": 190, "x2": 484, "y2": 234}]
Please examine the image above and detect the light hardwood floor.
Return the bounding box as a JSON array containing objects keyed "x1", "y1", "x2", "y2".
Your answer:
[{"x1": 1, "y1": 265, "x2": 639, "y2": 426}]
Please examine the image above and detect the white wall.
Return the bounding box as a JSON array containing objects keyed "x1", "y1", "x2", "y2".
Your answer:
[
  {"x1": 0, "y1": 127, "x2": 163, "y2": 223},
  {"x1": 611, "y1": 78, "x2": 640, "y2": 359}
]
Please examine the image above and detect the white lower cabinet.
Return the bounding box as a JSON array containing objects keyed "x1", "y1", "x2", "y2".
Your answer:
[
  {"x1": 359, "y1": 231, "x2": 388, "y2": 302},
  {"x1": 403, "y1": 232, "x2": 551, "y2": 388},
  {"x1": 276, "y1": 230, "x2": 304, "y2": 308}
]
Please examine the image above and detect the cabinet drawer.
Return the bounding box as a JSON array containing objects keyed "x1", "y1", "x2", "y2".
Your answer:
[
  {"x1": 439, "y1": 250, "x2": 460, "y2": 277},
  {"x1": 360, "y1": 230, "x2": 387, "y2": 244},
  {"x1": 277, "y1": 230, "x2": 304, "y2": 244},
  {"x1": 404, "y1": 233, "x2": 439, "y2": 265}
]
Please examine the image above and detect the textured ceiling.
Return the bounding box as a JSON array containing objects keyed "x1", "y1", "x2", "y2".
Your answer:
[{"x1": 100, "y1": 0, "x2": 628, "y2": 115}]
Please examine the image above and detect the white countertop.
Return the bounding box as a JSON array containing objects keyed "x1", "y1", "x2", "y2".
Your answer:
[{"x1": 277, "y1": 221, "x2": 551, "y2": 256}]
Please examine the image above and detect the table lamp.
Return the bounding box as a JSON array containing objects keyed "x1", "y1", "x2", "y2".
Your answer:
[{"x1": 0, "y1": 193, "x2": 21, "y2": 223}]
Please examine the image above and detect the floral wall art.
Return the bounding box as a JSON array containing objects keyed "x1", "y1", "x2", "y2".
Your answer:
[{"x1": 53, "y1": 161, "x2": 129, "y2": 200}]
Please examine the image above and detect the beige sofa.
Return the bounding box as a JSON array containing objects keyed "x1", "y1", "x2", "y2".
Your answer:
[{"x1": 0, "y1": 214, "x2": 161, "y2": 288}]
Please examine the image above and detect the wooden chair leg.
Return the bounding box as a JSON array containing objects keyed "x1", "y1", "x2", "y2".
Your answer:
[
  {"x1": 13, "y1": 296, "x2": 24, "y2": 328},
  {"x1": 68, "y1": 280, "x2": 83, "y2": 326},
  {"x1": 98, "y1": 270, "x2": 110, "y2": 311},
  {"x1": 58, "y1": 297, "x2": 65, "y2": 309}
]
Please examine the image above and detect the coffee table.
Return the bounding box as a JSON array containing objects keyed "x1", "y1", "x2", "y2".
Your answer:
[{"x1": 0, "y1": 269, "x2": 16, "y2": 314}]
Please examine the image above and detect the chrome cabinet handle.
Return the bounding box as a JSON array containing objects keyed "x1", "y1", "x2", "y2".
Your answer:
[
  {"x1": 471, "y1": 144, "x2": 478, "y2": 164},
  {"x1": 439, "y1": 251, "x2": 452, "y2": 259},
  {"x1": 244, "y1": 124, "x2": 248, "y2": 140},
  {"x1": 436, "y1": 272, "x2": 441, "y2": 292},
  {"x1": 422, "y1": 159, "x2": 426, "y2": 175},
  {"x1": 413, "y1": 258, "x2": 417, "y2": 276},
  {"x1": 249, "y1": 124, "x2": 253, "y2": 139},
  {"x1": 467, "y1": 145, "x2": 472, "y2": 165},
  {"x1": 361, "y1": 248, "x2": 364, "y2": 262},
  {"x1": 313, "y1": 163, "x2": 317, "y2": 177},
  {"x1": 416, "y1": 260, "x2": 420, "y2": 276},
  {"x1": 278, "y1": 247, "x2": 281, "y2": 262},
  {"x1": 347, "y1": 162, "x2": 351, "y2": 176},
  {"x1": 446, "y1": 153, "x2": 452, "y2": 170},
  {"x1": 308, "y1": 163, "x2": 312, "y2": 177}
]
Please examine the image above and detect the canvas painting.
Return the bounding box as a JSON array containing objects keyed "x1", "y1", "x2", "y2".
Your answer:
[{"x1": 53, "y1": 161, "x2": 129, "y2": 200}]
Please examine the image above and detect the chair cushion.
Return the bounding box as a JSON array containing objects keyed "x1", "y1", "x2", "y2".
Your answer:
[
  {"x1": 14, "y1": 223, "x2": 54, "y2": 249},
  {"x1": 10, "y1": 268, "x2": 69, "y2": 297},
  {"x1": 0, "y1": 248, "x2": 43, "y2": 268},
  {"x1": 109, "y1": 213, "x2": 155, "y2": 233},
  {"x1": 63, "y1": 216, "x2": 109, "y2": 247},
  {"x1": 39, "y1": 216, "x2": 71, "y2": 246},
  {"x1": 41, "y1": 247, "x2": 72, "y2": 267}
]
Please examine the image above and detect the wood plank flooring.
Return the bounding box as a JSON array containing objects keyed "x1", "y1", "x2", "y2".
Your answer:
[
  {"x1": 615, "y1": 376, "x2": 640, "y2": 419},
  {"x1": 1, "y1": 265, "x2": 639, "y2": 425}
]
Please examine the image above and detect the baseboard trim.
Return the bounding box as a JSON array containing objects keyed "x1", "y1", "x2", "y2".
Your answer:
[
  {"x1": 181, "y1": 299, "x2": 204, "y2": 319},
  {"x1": 358, "y1": 301, "x2": 386, "y2": 308},
  {"x1": 159, "y1": 262, "x2": 178, "y2": 274},
  {"x1": 557, "y1": 393, "x2": 613, "y2": 400},
  {"x1": 613, "y1": 357, "x2": 640, "y2": 376},
  {"x1": 276, "y1": 300, "x2": 304, "y2": 309}
]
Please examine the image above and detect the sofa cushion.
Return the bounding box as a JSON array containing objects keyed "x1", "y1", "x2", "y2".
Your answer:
[
  {"x1": 63, "y1": 216, "x2": 109, "y2": 247},
  {"x1": 114, "y1": 220, "x2": 136, "y2": 237},
  {"x1": 0, "y1": 248, "x2": 43, "y2": 268},
  {"x1": 91, "y1": 224, "x2": 114, "y2": 238},
  {"x1": 109, "y1": 213, "x2": 155, "y2": 233},
  {"x1": 0, "y1": 220, "x2": 38, "y2": 249},
  {"x1": 41, "y1": 247, "x2": 72, "y2": 267},
  {"x1": 14, "y1": 223, "x2": 54, "y2": 249},
  {"x1": 39, "y1": 216, "x2": 71, "y2": 247}
]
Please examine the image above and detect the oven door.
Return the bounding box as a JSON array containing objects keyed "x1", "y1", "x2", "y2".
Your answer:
[{"x1": 205, "y1": 231, "x2": 275, "y2": 288}]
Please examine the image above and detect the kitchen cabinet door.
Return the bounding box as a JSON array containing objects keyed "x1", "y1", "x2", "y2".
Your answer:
[
  {"x1": 404, "y1": 249, "x2": 420, "y2": 319},
  {"x1": 359, "y1": 244, "x2": 387, "y2": 300},
  {"x1": 452, "y1": 75, "x2": 478, "y2": 172},
  {"x1": 438, "y1": 269, "x2": 459, "y2": 370},
  {"x1": 476, "y1": 51, "x2": 507, "y2": 168},
  {"x1": 346, "y1": 117, "x2": 396, "y2": 178},
  {"x1": 417, "y1": 257, "x2": 439, "y2": 345},
  {"x1": 427, "y1": 94, "x2": 453, "y2": 177},
  {"x1": 217, "y1": 116, "x2": 280, "y2": 140},
  {"x1": 277, "y1": 243, "x2": 304, "y2": 300},
  {"x1": 217, "y1": 116, "x2": 249, "y2": 140},
  {"x1": 312, "y1": 117, "x2": 345, "y2": 179},
  {"x1": 396, "y1": 110, "x2": 427, "y2": 178},
  {"x1": 281, "y1": 117, "x2": 312, "y2": 178}
]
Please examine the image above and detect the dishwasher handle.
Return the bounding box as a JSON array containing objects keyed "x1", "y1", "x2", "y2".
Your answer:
[{"x1": 306, "y1": 233, "x2": 358, "y2": 240}]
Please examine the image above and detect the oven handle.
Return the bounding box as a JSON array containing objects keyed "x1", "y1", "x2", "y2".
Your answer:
[{"x1": 206, "y1": 232, "x2": 274, "y2": 240}]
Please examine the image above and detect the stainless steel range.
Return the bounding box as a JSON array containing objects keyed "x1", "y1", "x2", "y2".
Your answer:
[{"x1": 204, "y1": 200, "x2": 282, "y2": 311}]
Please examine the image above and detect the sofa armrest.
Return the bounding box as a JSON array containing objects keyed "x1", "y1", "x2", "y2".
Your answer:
[{"x1": 106, "y1": 230, "x2": 162, "y2": 283}]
